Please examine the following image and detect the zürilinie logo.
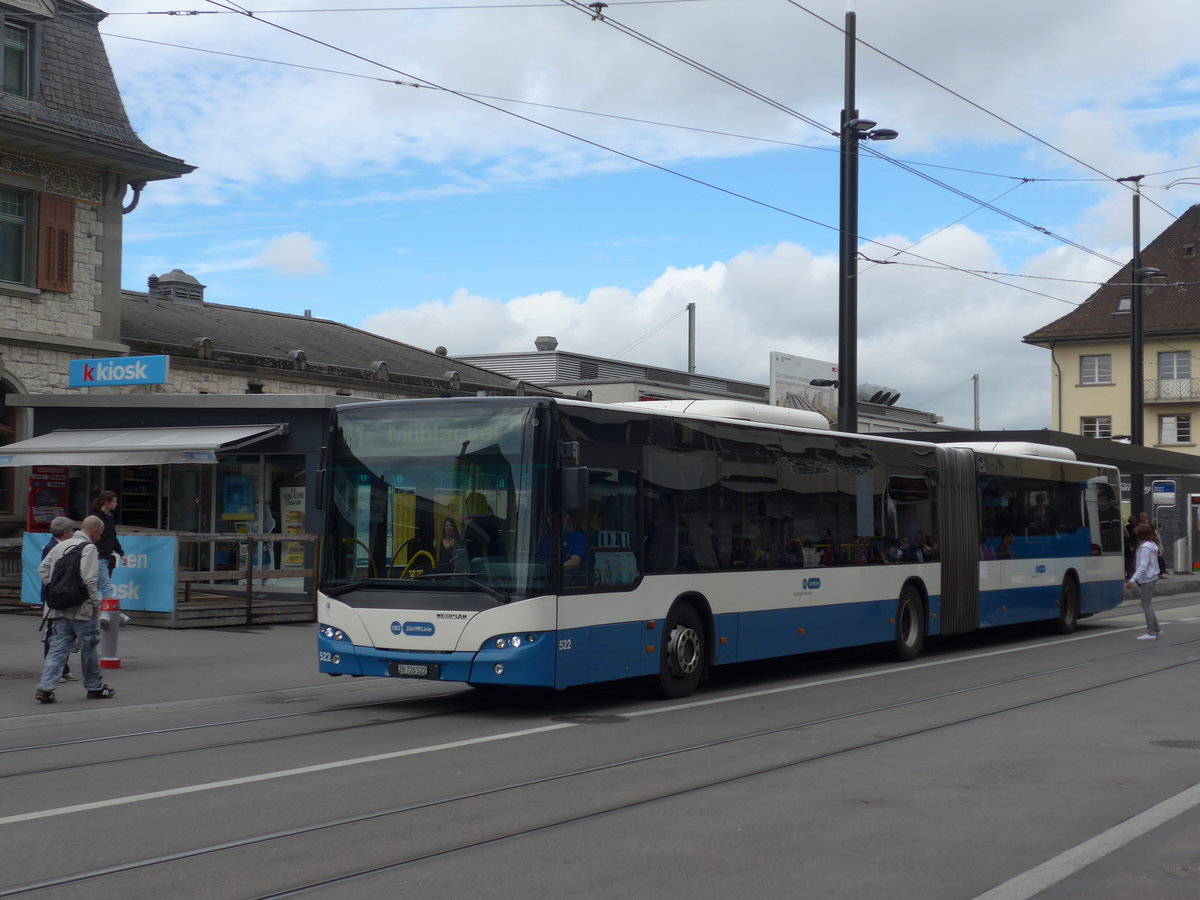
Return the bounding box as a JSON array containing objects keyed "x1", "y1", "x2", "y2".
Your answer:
[{"x1": 82, "y1": 360, "x2": 149, "y2": 382}]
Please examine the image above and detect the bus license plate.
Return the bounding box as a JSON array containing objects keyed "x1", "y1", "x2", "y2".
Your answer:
[{"x1": 389, "y1": 662, "x2": 439, "y2": 679}]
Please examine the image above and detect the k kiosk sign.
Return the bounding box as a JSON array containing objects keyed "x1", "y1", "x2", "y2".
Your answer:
[{"x1": 69, "y1": 355, "x2": 170, "y2": 388}]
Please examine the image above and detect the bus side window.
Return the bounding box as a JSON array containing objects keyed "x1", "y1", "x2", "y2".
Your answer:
[{"x1": 584, "y1": 467, "x2": 641, "y2": 587}]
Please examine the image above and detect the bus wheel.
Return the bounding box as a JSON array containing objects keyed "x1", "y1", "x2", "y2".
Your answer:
[
  {"x1": 656, "y1": 604, "x2": 706, "y2": 698},
  {"x1": 891, "y1": 586, "x2": 925, "y2": 661},
  {"x1": 1053, "y1": 579, "x2": 1080, "y2": 634}
]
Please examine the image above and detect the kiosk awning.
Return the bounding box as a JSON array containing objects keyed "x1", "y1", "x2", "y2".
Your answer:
[{"x1": 0, "y1": 423, "x2": 288, "y2": 467}]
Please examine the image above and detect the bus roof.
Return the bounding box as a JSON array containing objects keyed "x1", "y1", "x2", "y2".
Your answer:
[
  {"x1": 943, "y1": 440, "x2": 1078, "y2": 462},
  {"x1": 610, "y1": 399, "x2": 830, "y2": 431}
]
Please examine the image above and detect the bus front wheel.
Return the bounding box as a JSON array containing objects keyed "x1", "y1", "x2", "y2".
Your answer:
[
  {"x1": 656, "y1": 604, "x2": 706, "y2": 698},
  {"x1": 891, "y1": 586, "x2": 925, "y2": 661}
]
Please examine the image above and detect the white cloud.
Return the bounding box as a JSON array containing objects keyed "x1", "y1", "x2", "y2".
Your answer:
[
  {"x1": 362, "y1": 222, "x2": 1091, "y2": 429},
  {"x1": 254, "y1": 232, "x2": 328, "y2": 277}
]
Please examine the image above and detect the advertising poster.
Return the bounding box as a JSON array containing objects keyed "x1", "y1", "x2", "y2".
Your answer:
[
  {"x1": 281, "y1": 487, "x2": 306, "y2": 568},
  {"x1": 26, "y1": 466, "x2": 68, "y2": 531},
  {"x1": 22, "y1": 534, "x2": 178, "y2": 612}
]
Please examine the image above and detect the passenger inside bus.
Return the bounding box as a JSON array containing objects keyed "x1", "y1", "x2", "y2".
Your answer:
[{"x1": 463, "y1": 492, "x2": 506, "y2": 559}]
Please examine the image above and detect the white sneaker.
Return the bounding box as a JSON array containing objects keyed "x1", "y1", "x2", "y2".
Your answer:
[{"x1": 1137, "y1": 633, "x2": 1158, "y2": 640}]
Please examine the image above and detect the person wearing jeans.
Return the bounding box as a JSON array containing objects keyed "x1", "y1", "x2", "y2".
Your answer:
[
  {"x1": 35, "y1": 515, "x2": 116, "y2": 703},
  {"x1": 1127, "y1": 522, "x2": 1162, "y2": 641}
]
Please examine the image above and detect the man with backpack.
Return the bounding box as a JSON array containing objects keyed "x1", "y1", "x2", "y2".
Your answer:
[{"x1": 34, "y1": 514, "x2": 116, "y2": 704}]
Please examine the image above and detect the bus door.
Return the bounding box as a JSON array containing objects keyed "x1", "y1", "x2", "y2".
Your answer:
[{"x1": 1189, "y1": 495, "x2": 1200, "y2": 573}]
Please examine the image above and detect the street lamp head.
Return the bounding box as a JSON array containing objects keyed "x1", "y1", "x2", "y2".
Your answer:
[
  {"x1": 844, "y1": 117, "x2": 877, "y2": 132},
  {"x1": 1137, "y1": 266, "x2": 1165, "y2": 279},
  {"x1": 866, "y1": 128, "x2": 899, "y2": 141}
]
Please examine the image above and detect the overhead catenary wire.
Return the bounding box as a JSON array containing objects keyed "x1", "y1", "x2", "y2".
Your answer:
[
  {"x1": 612, "y1": 304, "x2": 691, "y2": 359},
  {"x1": 556, "y1": 0, "x2": 1125, "y2": 269},
  {"x1": 780, "y1": 0, "x2": 1178, "y2": 224},
  {"x1": 184, "y1": 0, "x2": 1084, "y2": 309},
  {"x1": 106, "y1": 2, "x2": 1128, "y2": 278}
]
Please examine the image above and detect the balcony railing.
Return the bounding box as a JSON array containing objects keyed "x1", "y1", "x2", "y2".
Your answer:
[{"x1": 1145, "y1": 378, "x2": 1200, "y2": 402}]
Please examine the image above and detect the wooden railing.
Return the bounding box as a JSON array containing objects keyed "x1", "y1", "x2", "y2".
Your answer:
[{"x1": 174, "y1": 532, "x2": 319, "y2": 626}]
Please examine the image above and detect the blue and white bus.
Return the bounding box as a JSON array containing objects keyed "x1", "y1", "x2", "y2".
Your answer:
[{"x1": 316, "y1": 397, "x2": 1125, "y2": 697}]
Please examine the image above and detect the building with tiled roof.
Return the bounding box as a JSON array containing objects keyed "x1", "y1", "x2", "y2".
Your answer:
[
  {"x1": 0, "y1": 0, "x2": 193, "y2": 531},
  {"x1": 116, "y1": 270, "x2": 554, "y2": 398},
  {"x1": 1024, "y1": 204, "x2": 1200, "y2": 453}
]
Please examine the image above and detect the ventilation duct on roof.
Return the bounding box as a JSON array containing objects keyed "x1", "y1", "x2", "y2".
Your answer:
[{"x1": 858, "y1": 382, "x2": 901, "y2": 406}]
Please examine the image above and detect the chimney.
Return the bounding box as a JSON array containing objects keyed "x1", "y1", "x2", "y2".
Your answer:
[{"x1": 155, "y1": 269, "x2": 205, "y2": 305}]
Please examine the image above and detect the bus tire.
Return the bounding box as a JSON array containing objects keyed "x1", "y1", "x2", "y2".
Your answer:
[
  {"x1": 1053, "y1": 578, "x2": 1080, "y2": 634},
  {"x1": 890, "y1": 585, "x2": 925, "y2": 661},
  {"x1": 656, "y1": 604, "x2": 706, "y2": 698}
]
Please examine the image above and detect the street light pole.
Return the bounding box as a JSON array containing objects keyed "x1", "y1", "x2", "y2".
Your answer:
[
  {"x1": 837, "y1": 9, "x2": 860, "y2": 434},
  {"x1": 1120, "y1": 176, "x2": 1146, "y2": 518},
  {"x1": 837, "y1": 9, "x2": 896, "y2": 434}
]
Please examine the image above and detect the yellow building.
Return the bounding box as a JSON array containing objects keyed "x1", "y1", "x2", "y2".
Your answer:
[{"x1": 1025, "y1": 205, "x2": 1200, "y2": 455}]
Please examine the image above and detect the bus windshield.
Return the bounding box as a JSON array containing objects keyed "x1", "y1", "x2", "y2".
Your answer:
[{"x1": 322, "y1": 403, "x2": 545, "y2": 600}]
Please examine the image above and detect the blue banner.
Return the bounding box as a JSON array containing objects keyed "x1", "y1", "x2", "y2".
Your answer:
[
  {"x1": 23, "y1": 534, "x2": 178, "y2": 612},
  {"x1": 68, "y1": 355, "x2": 170, "y2": 388}
]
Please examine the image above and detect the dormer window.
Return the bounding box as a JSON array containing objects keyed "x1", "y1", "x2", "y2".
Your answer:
[
  {"x1": 2, "y1": 19, "x2": 30, "y2": 97},
  {"x1": 1116, "y1": 295, "x2": 1130, "y2": 313}
]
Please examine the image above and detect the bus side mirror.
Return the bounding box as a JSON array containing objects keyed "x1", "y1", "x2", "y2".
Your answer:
[{"x1": 563, "y1": 466, "x2": 589, "y2": 511}]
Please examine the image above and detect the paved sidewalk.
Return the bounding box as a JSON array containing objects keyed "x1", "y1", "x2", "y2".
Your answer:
[{"x1": 0, "y1": 616, "x2": 327, "y2": 722}]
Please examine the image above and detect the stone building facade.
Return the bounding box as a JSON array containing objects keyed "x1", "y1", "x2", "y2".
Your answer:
[{"x1": 0, "y1": 0, "x2": 193, "y2": 530}]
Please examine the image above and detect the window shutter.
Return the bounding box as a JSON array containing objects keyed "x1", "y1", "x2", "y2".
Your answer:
[{"x1": 36, "y1": 193, "x2": 75, "y2": 293}]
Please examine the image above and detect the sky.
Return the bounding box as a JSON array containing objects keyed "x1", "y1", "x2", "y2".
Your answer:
[{"x1": 98, "y1": 0, "x2": 1200, "y2": 430}]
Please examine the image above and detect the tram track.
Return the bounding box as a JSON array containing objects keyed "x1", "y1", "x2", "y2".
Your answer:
[
  {"x1": 3, "y1": 641, "x2": 1198, "y2": 898},
  {"x1": 1, "y1": 623, "x2": 1193, "y2": 780}
]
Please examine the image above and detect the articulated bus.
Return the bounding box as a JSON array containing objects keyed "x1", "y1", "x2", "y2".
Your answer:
[{"x1": 316, "y1": 397, "x2": 1125, "y2": 697}]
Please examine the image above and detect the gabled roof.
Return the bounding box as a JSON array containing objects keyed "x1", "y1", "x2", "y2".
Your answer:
[
  {"x1": 119, "y1": 289, "x2": 530, "y2": 391},
  {"x1": 1024, "y1": 204, "x2": 1200, "y2": 346},
  {"x1": 0, "y1": 0, "x2": 193, "y2": 180}
]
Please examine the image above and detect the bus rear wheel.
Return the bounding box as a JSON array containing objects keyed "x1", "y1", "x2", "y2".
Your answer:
[
  {"x1": 1053, "y1": 579, "x2": 1080, "y2": 634},
  {"x1": 890, "y1": 585, "x2": 925, "y2": 661},
  {"x1": 656, "y1": 604, "x2": 706, "y2": 698}
]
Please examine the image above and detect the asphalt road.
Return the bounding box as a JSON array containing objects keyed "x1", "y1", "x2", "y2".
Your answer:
[{"x1": 3, "y1": 595, "x2": 1200, "y2": 899}]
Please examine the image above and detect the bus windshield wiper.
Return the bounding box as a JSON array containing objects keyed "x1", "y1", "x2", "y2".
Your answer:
[
  {"x1": 324, "y1": 580, "x2": 375, "y2": 597},
  {"x1": 411, "y1": 571, "x2": 511, "y2": 603}
]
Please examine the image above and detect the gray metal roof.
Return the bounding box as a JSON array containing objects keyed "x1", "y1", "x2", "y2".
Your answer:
[{"x1": 120, "y1": 290, "x2": 525, "y2": 390}]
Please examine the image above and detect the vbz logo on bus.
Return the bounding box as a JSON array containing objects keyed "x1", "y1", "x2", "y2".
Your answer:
[
  {"x1": 803, "y1": 577, "x2": 821, "y2": 590},
  {"x1": 1035, "y1": 565, "x2": 1046, "y2": 574}
]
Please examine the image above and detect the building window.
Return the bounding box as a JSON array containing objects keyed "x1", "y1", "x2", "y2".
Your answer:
[
  {"x1": 1080, "y1": 354, "x2": 1111, "y2": 384},
  {"x1": 0, "y1": 189, "x2": 76, "y2": 291},
  {"x1": 1158, "y1": 351, "x2": 1191, "y2": 382},
  {"x1": 1081, "y1": 416, "x2": 1112, "y2": 439},
  {"x1": 1116, "y1": 296, "x2": 1130, "y2": 313},
  {"x1": 1160, "y1": 414, "x2": 1192, "y2": 445},
  {"x1": 2, "y1": 20, "x2": 30, "y2": 97},
  {"x1": 0, "y1": 187, "x2": 27, "y2": 284}
]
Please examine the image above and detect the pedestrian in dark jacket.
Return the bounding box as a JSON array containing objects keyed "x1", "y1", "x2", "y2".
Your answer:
[{"x1": 91, "y1": 490, "x2": 126, "y2": 599}]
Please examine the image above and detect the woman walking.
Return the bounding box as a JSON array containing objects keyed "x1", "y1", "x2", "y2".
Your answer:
[
  {"x1": 91, "y1": 490, "x2": 126, "y2": 600},
  {"x1": 1126, "y1": 522, "x2": 1163, "y2": 641}
]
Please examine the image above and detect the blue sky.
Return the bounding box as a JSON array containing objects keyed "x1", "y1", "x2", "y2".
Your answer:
[{"x1": 100, "y1": 0, "x2": 1200, "y2": 428}]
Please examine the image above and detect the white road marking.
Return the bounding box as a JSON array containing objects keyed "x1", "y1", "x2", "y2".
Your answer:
[
  {"x1": 0, "y1": 615, "x2": 1180, "y2": 827},
  {"x1": 974, "y1": 781, "x2": 1200, "y2": 899}
]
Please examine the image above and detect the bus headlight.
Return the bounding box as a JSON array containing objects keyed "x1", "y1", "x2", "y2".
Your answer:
[
  {"x1": 495, "y1": 637, "x2": 507, "y2": 650},
  {"x1": 494, "y1": 664, "x2": 505, "y2": 675},
  {"x1": 320, "y1": 625, "x2": 346, "y2": 641}
]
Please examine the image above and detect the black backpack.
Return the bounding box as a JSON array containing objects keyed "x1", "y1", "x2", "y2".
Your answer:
[{"x1": 45, "y1": 543, "x2": 87, "y2": 610}]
